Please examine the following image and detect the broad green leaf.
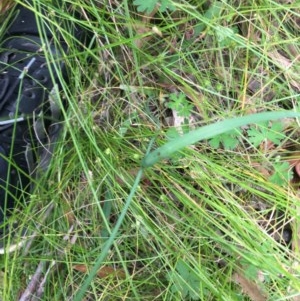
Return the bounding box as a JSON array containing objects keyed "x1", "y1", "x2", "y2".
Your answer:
[
  {"x1": 133, "y1": 0, "x2": 175, "y2": 14},
  {"x1": 209, "y1": 129, "x2": 240, "y2": 150},
  {"x1": 169, "y1": 259, "x2": 200, "y2": 300},
  {"x1": 269, "y1": 162, "x2": 293, "y2": 186},
  {"x1": 247, "y1": 121, "x2": 284, "y2": 147}
]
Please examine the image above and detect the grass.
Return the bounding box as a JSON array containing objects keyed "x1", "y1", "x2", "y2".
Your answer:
[{"x1": 1, "y1": 0, "x2": 300, "y2": 300}]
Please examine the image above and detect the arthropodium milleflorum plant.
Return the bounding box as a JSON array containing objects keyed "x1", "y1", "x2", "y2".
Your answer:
[
  {"x1": 142, "y1": 111, "x2": 300, "y2": 167},
  {"x1": 133, "y1": 0, "x2": 175, "y2": 14}
]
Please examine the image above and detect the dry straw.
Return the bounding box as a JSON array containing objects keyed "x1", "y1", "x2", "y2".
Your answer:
[{"x1": 0, "y1": 0, "x2": 14, "y2": 14}]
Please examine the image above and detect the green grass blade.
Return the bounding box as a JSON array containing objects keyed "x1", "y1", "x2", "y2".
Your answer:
[{"x1": 73, "y1": 168, "x2": 144, "y2": 301}]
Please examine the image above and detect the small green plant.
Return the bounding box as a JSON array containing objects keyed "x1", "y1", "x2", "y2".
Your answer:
[
  {"x1": 240, "y1": 249, "x2": 272, "y2": 284},
  {"x1": 167, "y1": 92, "x2": 194, "y2": 119},
  {"x1": 213, "y1": 25, "x2": 239, "y2": 48},
  {"x1": 142, "y1": 111, "x2": 300, "y2": 167},
  {"x1": 133, "y1": 0, "x2": 175, "y2": 14},
  {"x1": 247, "y1": 121, "x2": 284, "y2": 147},
  {"x1": 209, "y1": 129, "x2": 241, "y2": 150},
  {"x1": 269, "y1": 160, "x2": 293, "y2": 186},
  {"x1": 208, "y1": 120, "x2": 286, "y2": 150},
  {"x1": 165, "y1": 92, "x2": 193, "y2": 140},
  {"x1": 168, "y1": 259, "x2": 201, "y2": 300}
]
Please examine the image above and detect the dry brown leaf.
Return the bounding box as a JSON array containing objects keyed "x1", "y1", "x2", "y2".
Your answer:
[
  {"x1": 251, "y1": 162, "x2": 270, "y2": 178},
  {"x1": 291, "y1": 295, "x2": 300, "y2": 301},
  {"x1": 73, "y1": 264, "x2": 126, "y2": 279},
  {"x1": 296, "y1": 162, "x2": 300, "y2": 178},
  {"x1": 133, "y1": 5, "x2": 160, "y2": 49},
  {"x1": 0, "y1": 0, "x2": 14, "y2": 14},
  {"x1": 268, "y1": 51, "x2": 300, "y2": 90},
  {"x1": 268, "y1": 51, "x2": 293, "y2": 69},
  {"x1": 247, "y1": 78, "x2": 275, "y2": 102},
  {"x1": 62, "y1": 190, "x2": 76, "y2": 225},
  {"x1": 233, "y1": 272, "x2": 267, "y2": 301},
  {"x1": 172, "y1": 110, "x2": 185, "y2": 128},
  {"x1": 133, "y1": 23, "x2": 153, "y2": 49},
  {"x1": 287, "y1": 152, "x2": 300, "y2": 178}
]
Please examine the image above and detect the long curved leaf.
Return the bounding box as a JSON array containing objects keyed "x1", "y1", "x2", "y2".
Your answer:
[{"x1": 142, "y1": 111, "x2": 300, "y2": 168}]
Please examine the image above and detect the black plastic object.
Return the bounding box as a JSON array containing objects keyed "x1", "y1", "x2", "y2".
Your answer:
[{"x1": 0, "y1": 1, "x2": 79, "y2": 226}]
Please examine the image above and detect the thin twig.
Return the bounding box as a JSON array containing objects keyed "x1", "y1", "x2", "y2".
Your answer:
[
  {"x1": 22, "y1": 202, "x2": 55, "y2": 256},
  {"x1": 32, "y1": 260, "x2": 56, "y2": 301},
  {"x1": 19, "y1": 260, "x2": 48, "y2": 301},
  {"x1": 19, "y1": 222, "x2": 79, "y2": 301}
]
